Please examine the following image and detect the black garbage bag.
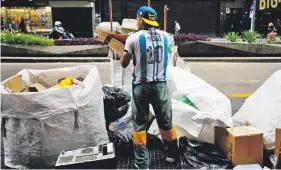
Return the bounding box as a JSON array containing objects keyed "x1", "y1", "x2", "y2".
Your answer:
[
  {"x1": 109, "y1": 120, "x2": 134, "y2": 157},
  {"x1": 179, "y1": 136, "x2": 232, "y2": 169},
  {"x1": 103, "y1": 86, "x2": 131, "y2": 108},
  {"x1": 105, "y1": 103, "x2": 130, "y2": 130}
]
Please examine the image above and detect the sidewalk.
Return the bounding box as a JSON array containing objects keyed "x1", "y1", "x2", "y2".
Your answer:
[{"x1": 2, "y1": 56, "x2": 281, "y2": 63}]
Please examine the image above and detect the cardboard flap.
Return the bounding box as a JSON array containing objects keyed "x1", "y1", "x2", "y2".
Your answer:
[
  {"x1": 275, "y1": 128, "x2": 281, "y2": 157},
  {"x1": 2, "y1": 75, "x2": 22, "y2": 93}
]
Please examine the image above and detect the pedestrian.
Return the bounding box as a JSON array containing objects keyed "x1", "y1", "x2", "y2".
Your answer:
[
  {"x1": 8, "y1": 20, "x2": 15, "y2": 33},
  {"x1": 277, "y1": 19, "x2": 281, "y2": 35},
  {"x1": 174, "y1": 21, "x2": 181, "y2": 35},
  {"x1": 1, "y1": 17, "x2": 5, "y2": 31},
  {"x1": 18, "y1": 17, "x2": 27, "y2": 34},
  {"x1": 119, "y1": 6, "x2": 179, "y2": 169},
  {"x1": 267, "y1": 22, "x2": 277, "y2": 41}
]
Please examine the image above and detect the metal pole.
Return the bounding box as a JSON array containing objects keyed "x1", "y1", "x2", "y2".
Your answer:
[
  {"x1": 109, "y1": 0, "x2": 113, "y2": 32},
  {"x1": 250, "y1": 0, "x2": 256, "y2": 32},
  {"x1": 148, "y1": 0, "x2": 151, "y2": 7},
  {"x1": 164, "y1": 5, "x2": 169, "y2": 32}
]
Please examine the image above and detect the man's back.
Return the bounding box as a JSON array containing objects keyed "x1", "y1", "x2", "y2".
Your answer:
[{"x1": 125, "y1": 28, "x2": 173, "y2": 85}]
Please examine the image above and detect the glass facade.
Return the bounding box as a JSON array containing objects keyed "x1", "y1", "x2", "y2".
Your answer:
[{"x1": 1, "y1": 7, "x2": 53, "y2": 33}]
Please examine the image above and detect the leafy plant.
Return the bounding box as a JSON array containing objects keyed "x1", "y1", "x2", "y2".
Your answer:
[
  {"x1": 242, "y1": 30, "x2": 261, "y2": 43},
  {"x1": 267, "y1": 37, "x2": 274, "y2": 44},
  {"x1": 279, "y1": 36, "x2": 281, "y2": 41},
  {"x1": 224, "y1": 32, "x2": 239, "y2": 42},
  {"x1": 1, "y1": 31, "x2": 54, "y2": 46},
  {"x1": 54, "y1": 38, "x2": 103, "y2": 46},
  {"x1": 174, "y1": 33, "x2": 209, "y2": 45}
]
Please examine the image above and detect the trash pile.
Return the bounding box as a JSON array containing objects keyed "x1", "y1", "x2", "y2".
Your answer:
[
  {"x1": 1, "y1": 65, "x2": 109, "y2": 169},
  {"x1": 96, "y1": 22, "x2": 280, "y2": 169}
]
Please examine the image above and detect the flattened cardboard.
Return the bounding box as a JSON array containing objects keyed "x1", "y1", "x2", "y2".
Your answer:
[
  {"x1": 2, "y1": 75, "x2": 22, "y2": 93},
  {"x1": 97, "y1": 28, "x2": 129, "y2": 43}
]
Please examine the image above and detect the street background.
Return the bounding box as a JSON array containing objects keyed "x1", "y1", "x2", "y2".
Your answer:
[{"x1": 2, "y1": 61, "x2": 281, "y2": 114}]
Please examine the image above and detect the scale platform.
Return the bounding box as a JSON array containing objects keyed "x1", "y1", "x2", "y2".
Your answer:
[{"x1": 55, "y1": 142, "x2": 116, "y2": 169}]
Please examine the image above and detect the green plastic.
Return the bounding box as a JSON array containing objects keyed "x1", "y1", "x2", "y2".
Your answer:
[{"x1": 176, "y1": 96, "x2": 198, "y2": 110}]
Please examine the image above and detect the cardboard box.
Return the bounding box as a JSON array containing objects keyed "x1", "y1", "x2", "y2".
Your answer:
[
  {"x1": 97, "y1": 28, "x2": 129, "y2": 43},
  {"x1": 275, "y1": 128, "x2": 281, "y2": 157},
  {"x1": 215, "y1": 126, "x2": 263, "y2": 166},
  {"x1": 2, "y1": 75, "x2": 22, "y2": 93},
  {"x1": 98, "y1": 32, "x2": 125, "y2": 54}
]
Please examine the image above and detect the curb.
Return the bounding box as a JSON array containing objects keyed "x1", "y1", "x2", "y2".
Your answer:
[
  {"x1": 183, "y1": 57, "x2": 281, "y2": 62},
  {"x1": 2, "y1": 57, "x2": 281, "y2": 63}
]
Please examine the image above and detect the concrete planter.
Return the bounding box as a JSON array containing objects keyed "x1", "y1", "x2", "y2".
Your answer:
[
  {"x1": 1, "y1": 41, "x2": 281, "y2": 57},
  {"x1": 1, "y1": 44, "x2": 109, "y2": 56},
  {"x1": 178, "y1": 41, "x2": 281, "y2": 56}
]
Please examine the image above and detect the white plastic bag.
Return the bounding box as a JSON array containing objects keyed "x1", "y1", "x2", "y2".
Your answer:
[
  {"x1": 233, "y1": 70, "x2": 281, "y2": 150},
  {"x1": 169, "y1": 46, "x2": 191, "y2": 73},
  {"x1": 167, "y1": 66, "x2": 233, "y2": 128},
  {"x1": 108, "y1": 48, "x2": 134, "y2": 92},
  {"x1": 165, "y1": 66, "x2": 233, "y2": 143},
  {"x1": 1, "y1": 65, "x2": 109, "y2": 169}
]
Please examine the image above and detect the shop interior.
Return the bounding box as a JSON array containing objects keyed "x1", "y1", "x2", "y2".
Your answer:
[{"x1": 1, "y1": 7, "x2": 53, "y2": 35}]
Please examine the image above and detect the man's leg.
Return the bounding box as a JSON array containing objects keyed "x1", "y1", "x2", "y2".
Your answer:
[
  {"x1": 132, "y1": 84, "x2": 150, "y2": 169},
  {"x1": 151, "y1": 82, "x2": 179, "y2": 163}
]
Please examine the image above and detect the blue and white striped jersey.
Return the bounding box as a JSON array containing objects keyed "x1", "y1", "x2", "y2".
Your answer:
[{"x1": 124, "y1": 28, "x2": 174, "y2": 85}]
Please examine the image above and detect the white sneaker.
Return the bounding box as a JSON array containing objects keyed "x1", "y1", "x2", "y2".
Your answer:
[{"x1": 165, "y1": 157, "x2": 176, "y2": 163}]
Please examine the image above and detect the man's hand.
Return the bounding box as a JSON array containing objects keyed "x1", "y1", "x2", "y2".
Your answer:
[{"x1": 120, "y1": 51, "x2": 132, "y2": 68}]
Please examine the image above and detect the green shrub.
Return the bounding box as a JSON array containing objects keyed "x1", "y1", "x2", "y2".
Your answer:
[
  {"x1": 279, "y1": 36, "x2": 281, "y2": 41},
  {"x1": 242, "y1": 30, "x2": 261, "y2": 43},
  {"x1": 224, "y1": 32, "x2": 239, "y2": 42},
  {"x1": 267, "y1": 38, "x2": 274, "y2": 44},
  {"x1": 1, "y1": 31, "x2": 54, "y2": 46}
]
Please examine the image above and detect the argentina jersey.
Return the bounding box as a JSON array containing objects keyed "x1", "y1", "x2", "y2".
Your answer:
[{"x1": 125, "y1": 28, "x2": 174, "y2": 85}]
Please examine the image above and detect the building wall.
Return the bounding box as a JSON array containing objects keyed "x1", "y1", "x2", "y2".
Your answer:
[
  {"x1": 49, "y1": 0, "x2": 95, "y2": 37},
  {"x1": 220, "y1": 0, "x2": 245, "y2": 35},
  {"x1": 101, "y1": 0, "x2": 220, "y2": 37}
]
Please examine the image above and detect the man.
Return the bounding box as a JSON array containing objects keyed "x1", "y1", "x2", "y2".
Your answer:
[
  {"x1": 174, "y1": 21, "x2": 181, "y2": 35},
  {"x1": 120, "y1": 6, "x2": 179, "y2": 169}
]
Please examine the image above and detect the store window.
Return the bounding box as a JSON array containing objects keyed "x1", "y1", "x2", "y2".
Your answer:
[{"x1": 1, "y1": 7, "x2": 53, "y2": 33}]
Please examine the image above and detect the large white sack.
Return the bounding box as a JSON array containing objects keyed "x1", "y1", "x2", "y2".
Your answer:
[
  {"x1": 148, "y1": 99, "x2": 216, "y2": 144},
  {"x1": 232, "y1": 70, "x2": 281, "y2": 150},
  {"x1": 167, "y1": 66, "x2": 233, "y2": 128},
  {"x1": 148, "y1": 99, "x2": 203, "y2": 137},
  {"x1": 1, "y1": 65, "x2": 109, "y2": 169}
]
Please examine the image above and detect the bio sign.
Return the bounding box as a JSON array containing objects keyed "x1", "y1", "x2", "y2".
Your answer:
[{"x1": 259, "y1": 0, "x2": 281, "y2": 10}]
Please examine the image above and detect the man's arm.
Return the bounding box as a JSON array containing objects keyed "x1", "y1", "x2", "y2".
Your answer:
[
  {"x1": 121, "y1": 34, "x2": 134, "y2": 68},
  {"x1": 120, "y1": 51, "x2": 132, "y2": 68}
]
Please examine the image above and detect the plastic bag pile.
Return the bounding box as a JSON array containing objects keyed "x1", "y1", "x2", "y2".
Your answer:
[{"x1": 102, "y1": 86, "x2": 131, "y2": 130}]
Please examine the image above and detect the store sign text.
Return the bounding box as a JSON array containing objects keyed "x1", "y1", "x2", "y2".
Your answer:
[{"x1": 259, "y1": 0, "x2": 280, "y2": 10}]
